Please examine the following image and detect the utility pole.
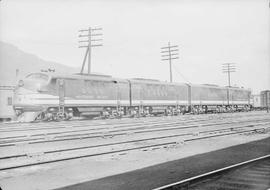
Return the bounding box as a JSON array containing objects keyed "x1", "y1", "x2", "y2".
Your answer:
[
  {"x1": 161, "y1": 42, "x2": 179, "y2": 83},
  {"x1": 222, "y1": 63, "x2": 236, "y2": 105},
  {"x1": 222, "y1": 63, "x2": 236, "y2": 87},
  {"x1": 78, "y1": 27, "x2": 103, "y2": 74}
]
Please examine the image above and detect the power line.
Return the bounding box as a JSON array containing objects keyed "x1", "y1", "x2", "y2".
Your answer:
[
  {"x1": 172, "y1": 64, "x2": 191, "y2": 84},
  {"x1": 78, "y1": 27, "x2": 103, "y2": 74},
  {"x1": 161, "y1": 42, "x2": 179, "y2": 83}
]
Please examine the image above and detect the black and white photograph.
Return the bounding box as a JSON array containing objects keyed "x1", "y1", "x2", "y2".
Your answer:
[{"x1": 0, "y1": 0, "x2": 270, "y2": 189}]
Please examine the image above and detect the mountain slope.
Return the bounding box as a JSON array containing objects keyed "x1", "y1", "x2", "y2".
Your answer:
[{"x1": 0, "y1": 41, "x2": 79, "y2": 86}]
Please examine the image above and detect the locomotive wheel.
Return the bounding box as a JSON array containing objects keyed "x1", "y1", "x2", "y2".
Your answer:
[
  {"x1": 40, "y1": 112, "x2": 49, "y2": 121},
  {"x1": 55, "y1": 112, "x2": 67, "y2": 122},
  {"x1": 34, "y1": 112, "x2": 48, "y2": 122}
]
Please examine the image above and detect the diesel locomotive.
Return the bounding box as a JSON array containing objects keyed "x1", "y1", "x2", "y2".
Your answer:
[{"x1": 13, "y1": 73, "x2": 251, "y2": 121}]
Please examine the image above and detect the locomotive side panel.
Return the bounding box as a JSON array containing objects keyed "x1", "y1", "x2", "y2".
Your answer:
[
  {"x1": 130, "y1": 80, "x2": 188, "y2": 106},
  {"x1": 173, "y1": 84, "x2": 189, "y2": 105},
  {"x1": 129, "y1": 81, "x2": 142, "y2": 106},
  {"x1": 55, "y1": 77, "x2": 130, "y2": 117},
  {"x1": 117, "y1": 81, "x2": 130, "y2": 106},
  {"x1": 229, "y1": 88, "x2": 251, "y2": 105},
  {"x1": 129, "y1": 79, "x2": 189, "y2": 115},
  {"x1": 83, "y1": 79, "x2": 118, "y2": 105},
  {"x1": 141, "y1": 83, "x2": 176, "y2": 105},
  {"x1": 60, "y1": 78, "x2": 129, "y2": 107},
  {"x1": 190, "y1": 85, "x2": 227, "y2": 105}
]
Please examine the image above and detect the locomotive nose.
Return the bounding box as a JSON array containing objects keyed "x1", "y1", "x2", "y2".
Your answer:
[{"x1": 16, "y1": 79, "x2": 47, "y2": 93}]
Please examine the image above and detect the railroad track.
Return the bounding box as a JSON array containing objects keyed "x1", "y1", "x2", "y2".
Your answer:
[
  {"x1": 0, "y1": 112, "x2": 269, "y2": 171},
  {"x1": 1, "y1": 121, "x2": 269, "y2": 159},
  {"x1": 153, "y1": 154, "x2": 270, "y2": 190},
  {"x1": 0, "y1": 113, "x2": 267, "y2": 148},
  {"x1": 0, "y1": 111, "x2": 266, "y2": 131},
  {"x1": 0, "y1": 118, "x2": 235, "y2": 135},
  {"x1": 0, "y1": 112, "x2": 268, "y2": 141},
  {"x1": 0, "y1": 122, "x2": 269, "y2": 171},
  {"x1": 0, "y1": 116, "x2": 217, "y2": 137},
  {"x1": 0, "y1": 117, "x2": 269, "y2": 146}
]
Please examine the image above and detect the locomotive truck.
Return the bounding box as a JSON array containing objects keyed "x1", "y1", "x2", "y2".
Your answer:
[{"x1": 13, "y1": 73, "x2": 251, "y2": 121}]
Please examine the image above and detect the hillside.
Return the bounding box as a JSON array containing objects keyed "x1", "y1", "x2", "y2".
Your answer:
[{"x1": 0, "y1": 41, "x2": 79, "y2": 86}]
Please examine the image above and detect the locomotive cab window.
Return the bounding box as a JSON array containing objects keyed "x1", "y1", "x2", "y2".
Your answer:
[{"x1": 26, "y1": 73, "x2": 49, "y2": 82}]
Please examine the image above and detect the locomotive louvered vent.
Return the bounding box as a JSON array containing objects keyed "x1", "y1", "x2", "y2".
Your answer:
[
  {"x1": 75, "y1": 73, "x2": 112, "y2": 78},
  {"x1": 132, "y1": 78, "x2": 160, "y2": 82},
  {"x1": 202, "y1": 84, "x2": 219, "y2": 86}
]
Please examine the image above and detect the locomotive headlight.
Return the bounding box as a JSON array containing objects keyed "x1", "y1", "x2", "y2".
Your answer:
[
  {"x1": 37, "y1": 83, "x2": 42, "y2": 92},
  {"x1": 49, "y1": 108, "x2": 56, "y2": 112},
  {"x1": 18, "y1": 80, "x2": 24, "y2": 87}
]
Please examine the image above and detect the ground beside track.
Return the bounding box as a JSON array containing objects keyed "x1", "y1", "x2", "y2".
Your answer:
[{"x1": 56, "y1": 137, "x2": 270, "y2": 190}]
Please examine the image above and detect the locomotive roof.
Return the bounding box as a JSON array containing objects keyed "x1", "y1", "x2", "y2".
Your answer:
[
  {"x1": 29, "y1": 72, "x2": 128, "y2": 83},
  {"x1": 190, "y1": 83, "x2": 250, "y2": 91},
  {"x1": 127, "y1": 79, "x2": 249, "y2": 91},
  {"x1": 128, "y1": 78, "x2": 188, "y2": 86},
  {"x1": 227, "y1": 86, "x2": 251, "y2": 92},
  {"x1": 26, "y1": 73, "x2": 251, "y2": 91},
  {"x1": 190, "y1": 83, "x2": 227, "y2": 90}
]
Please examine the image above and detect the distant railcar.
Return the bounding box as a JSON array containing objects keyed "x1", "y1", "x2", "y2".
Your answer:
[
  {"x1": 13, "y1": 72, "x2": 252, "y2": 122},
  {"x1": 260, "y1": 90, "x2": 270, "y2": 109},
  {"x1": 0, "y1": 85, "x2": 16, "y2": 121}
]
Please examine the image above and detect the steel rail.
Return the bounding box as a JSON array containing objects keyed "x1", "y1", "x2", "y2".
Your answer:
[
  {"x1": 1, "y1": 118, "x2": 269, "y2": 147},
  {"x1": 152, "y1": 154, "x2": 270, "y2": 190},
  {"x1": 0, "y1": 111, "x2": 252, "y2": 132},
  {"x1": 1, "y1": 123, "x2": 268, "y2": 161},
  {"x1": 0, "y1": 117, "x2": 214, "y2": 139},
  {"x1": 1, "y1": 114, "x2": 268, "y2": 139},
  {"x1": 1, "y1": 117, "x2": 269, "y2": 146},
  {"x1": 0, "y1": 126, "x2": 269, "y2": 171},
  {"x1": 2, "y1": 123, "x2": 258, "y2": 160},
  {"x1": 0, "y1": 116, "x2": 214, "y2": 134},
  {"x1": 0, "y1": 119, "x2": 209, "y2": 144},
  {"x1": 0, "y1": 111, "x2": 266, "y2": 131}
]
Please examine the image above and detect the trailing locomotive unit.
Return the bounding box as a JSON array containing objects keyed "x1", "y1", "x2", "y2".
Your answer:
[
  {"x1": 129, "y1": 78, "x2": 189, "y2": 116},
  {"x1": 13, "y1": 73, "x2": 251, "y2": 121},
  {"x1": 189, "y1": 84, "x2": 250, "y2": 113}
]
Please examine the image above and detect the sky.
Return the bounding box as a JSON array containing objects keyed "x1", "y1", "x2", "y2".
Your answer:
[{"x1": 0, "y1": 0, "x2": 269, "y2": 94}]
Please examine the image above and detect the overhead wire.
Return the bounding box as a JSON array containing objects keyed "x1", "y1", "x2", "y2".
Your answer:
[{"x1": 172, "y1": 64, "x2": 191, "y2": 84}]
